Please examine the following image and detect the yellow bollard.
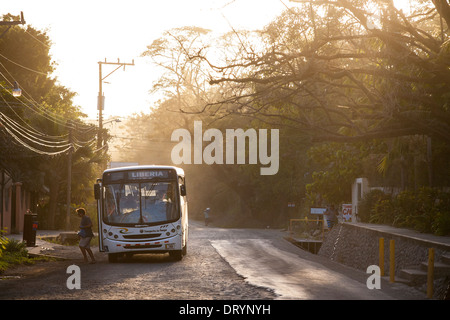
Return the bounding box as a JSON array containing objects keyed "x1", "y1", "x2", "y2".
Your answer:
[
  {"x1": 379, "y1": 238, "x2": 385, "y2": 276},
  {"x1": 427, "y1": 248, "x2": 435, "y2": 299},
  {"x1": 390, "y1": 239, "x2": 395, "y2": 283}
]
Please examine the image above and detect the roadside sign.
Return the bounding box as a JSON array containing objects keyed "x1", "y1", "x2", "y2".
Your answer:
[{"x1": 310, "y1": 207, "x2": 326, "y2": 215}]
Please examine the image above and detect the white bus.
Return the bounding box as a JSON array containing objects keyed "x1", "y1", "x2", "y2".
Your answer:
[{"x1": 94, "y1": 165, "x2": 188, "y2": 262}]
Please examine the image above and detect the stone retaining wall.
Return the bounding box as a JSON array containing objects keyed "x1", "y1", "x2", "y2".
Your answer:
[{"x1": 318, "y1": 223, "x2": 450, "y2": 273}]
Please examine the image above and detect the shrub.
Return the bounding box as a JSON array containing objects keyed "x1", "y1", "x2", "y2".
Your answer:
[
  {"x1": 0, "y1": 235, "x2": 6, "y2": 259},
  {"x1": 358, "y1": 189, "x2": 390, "y2": 223},
  {"x1": 370, "y1": 198, "x2": 395, "y2": 225},
  {"x1": 0, "y1": 235, "x2": 32, "y2": 273},
  {"x1": 360, "y1": 187, "x2": 450, "y2": 235},
  {"x1": 392, "y1": 190, "x2": 417, "y2": 228},
  {"x1": 431, "y1": 191, "x2": 450, "y2": 236},
  {"x1": 433, "y1": 212, "x2": 450, "y2": 236},
  {"x1": 3, "y1": 238, "x2": 28, "y2": 256}
]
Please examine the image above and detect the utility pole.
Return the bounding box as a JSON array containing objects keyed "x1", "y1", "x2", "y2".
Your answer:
[
  {"x1": 97, "y1": 58, "x2": 134, "y2": 149},
  {"x1": 0, "y1": 12, "x2": 26, "y2": 39},
  {"x1": 0, "y1": 11, "x2": 25, "y2": 25},
  {"x1": 66, "y1": 121, "x2": 73, "y2": 230}
]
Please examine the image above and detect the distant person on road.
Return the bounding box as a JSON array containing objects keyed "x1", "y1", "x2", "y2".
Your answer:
[
  {"x1": 204, "y1": 208, "x2": 210, "y2": 226},
  {"x1": 76, "y1": 208, "x2": 96, "y2": 264},
  {"x1": 324, "y1": 205, "x2": 338, "y2": 229}
]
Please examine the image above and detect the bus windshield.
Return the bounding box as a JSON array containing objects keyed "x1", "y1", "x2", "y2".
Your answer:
[{"x1": 103, "y1": 181, "x2": 179, "y2": 225}]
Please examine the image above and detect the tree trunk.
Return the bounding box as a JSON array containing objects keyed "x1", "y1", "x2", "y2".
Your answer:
[{"x1": 48, "y1": 178, "x2": 60, "y2": 229}]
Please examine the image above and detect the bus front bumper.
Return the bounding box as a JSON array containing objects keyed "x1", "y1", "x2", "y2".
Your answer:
[{"x1": 101, "y1": 236, "x2": 182, "y2": 254}]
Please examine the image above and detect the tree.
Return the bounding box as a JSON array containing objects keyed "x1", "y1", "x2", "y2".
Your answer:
[
  {"x1": 306, "y1": 142, "x2": 364, "y2": 205},
  {"x1": 142, "y1": 26, "x2": 215, "y2": 114},
  {"x1": 181, "y1": 1, "x2": 450, "y2": 144},
  {"x1": 0, "y1": 16, "x2": 105, "y2": 229},
  {"x1": 134, "y1": 1, "x2": 450, "y2": 225},
  {"x1": 168, "y1": 0, "x2": 450, "y2": 200}
]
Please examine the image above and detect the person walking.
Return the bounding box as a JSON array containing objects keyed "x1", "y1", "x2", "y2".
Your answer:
[
  {"x1": 324, "y1": 205, "x2": 338, "y2": 229},
  {"x1": 76, "y1": 208, "x2": 96, "y2": 264},
  {"x1": 204, "y1": 208, "x2": 210, "y2": 226}
]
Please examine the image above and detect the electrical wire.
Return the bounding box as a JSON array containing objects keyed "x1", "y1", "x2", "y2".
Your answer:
[
  {"x1": 0, "y1": 92, "x2": 100, "y2": 156},
  {"x1": 0, "y1": 112, "x2": 71, "y2": 147},
  {"x1": 0, "y1": 112, "x2": 105, "y2": 156},
  {"x1": 0, "y1": 63, "x2": 92, "y2": 133},
  {"x1": 24, "y1": 29, "x2": 52, "y2": 49},
  {"x1": 0, "y1": 85, "x2": 69, "y2": 139},
  {"x1": 0, "y1": 110, "x2": 100, "y2": 151},
  {"x1": 0, "y1": 49, "x2": 108, "y2": 156},
  {"x1": 1, "y1": 123, "x2": 73, "y2": 156},
  {"x1": 0, "y1": 68, "x2": 71, "y2": 131},
  {"x1": 0, "y1": 27, "x2": 92, "y2": 133},
  {"x1": 0, "y1": 52, "x2": 48, "y2": 76}
]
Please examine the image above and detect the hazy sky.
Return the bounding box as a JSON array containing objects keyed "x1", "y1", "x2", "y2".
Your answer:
[{"x1": 2, "y1": 0, "x2": 289, "y2": 120}]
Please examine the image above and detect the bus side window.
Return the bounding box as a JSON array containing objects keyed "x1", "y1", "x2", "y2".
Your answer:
[
  {"x1": 94, "y1": 183, "x2": 101, "y2": 200},
  {"x1": 179, "y1": 176, "x2": 186, "y2": 196}
]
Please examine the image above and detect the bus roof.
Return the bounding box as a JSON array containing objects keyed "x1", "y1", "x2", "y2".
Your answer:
[{"x1": 104, "y1": 165, "x2": 185, "y2": 176}]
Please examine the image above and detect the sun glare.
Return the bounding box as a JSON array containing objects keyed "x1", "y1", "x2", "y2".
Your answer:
[{"x1": 393, "y1": 0, "x2": 412, "y2": 14}]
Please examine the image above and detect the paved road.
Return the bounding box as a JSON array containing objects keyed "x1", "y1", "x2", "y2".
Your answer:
[
  {"x1": 0, "y1": 220, "x2": 424, "y2": 301},
  {"x1": 205, "y1": 224, "x2": 424, "y2": 300}
]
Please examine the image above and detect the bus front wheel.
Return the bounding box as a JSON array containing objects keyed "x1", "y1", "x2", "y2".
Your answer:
[
  {"x1": 169, "y1": 250, "x2": 183, "y2": 261},
  {"x1": 108, "y1": 253, "x2": 120, "y2": 263}
]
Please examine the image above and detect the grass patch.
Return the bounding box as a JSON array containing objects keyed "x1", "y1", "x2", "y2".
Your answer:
[
  {"x1": 0, "y1": 235, "x2": 53, "y2": 274},
  {"x1": 42, "y1": 234, "x2": 99, "y2": 247}
]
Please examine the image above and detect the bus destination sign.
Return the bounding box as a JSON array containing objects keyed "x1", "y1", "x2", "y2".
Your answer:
[
  {"x1": 104, "y1": 169, "x2": 173, "y2": 183},
  {"x1": 128, "y1": 170, "x2": 170, "y2": 179}
]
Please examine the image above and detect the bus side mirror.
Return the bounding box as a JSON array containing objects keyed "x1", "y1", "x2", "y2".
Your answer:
[
  {"x1": 180, "y1": 185, "x2": 186, "y2": 197},
  {"x1": 94, "y1": 184, "x2": 101, "y2": 200}
]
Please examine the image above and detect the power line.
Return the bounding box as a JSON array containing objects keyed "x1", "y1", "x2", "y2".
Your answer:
[
  {"x1": 0, "y1": 82, "x2": 69, "y2": 137},
  {"x1": 0, "y1": 90, "x2": 99, "y2": 156},
  {"x1": 0, "y1": 52, "x2": 48, "y2": 76},
  {"x1": 0, "y1": 111, "x2": 105, "y2": 156},
  {"x1": 0, "y1": 12, "x2": 93, "y2": 135},
  {"x1": 1, "y1": 122, "x2": 72, "y2": 156},
  {"x1": 24, "y1": 29, "x2": 51, "y2": 49},
  {"x1": 0, "y1": 12, "x2": 106, "y2": 158},
  {"x1": 0, "y1": 112, "x2": 70, "y2": 147},
  {"x1": 0, "y1": 67, "x2": 92, "y2": 134}
]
